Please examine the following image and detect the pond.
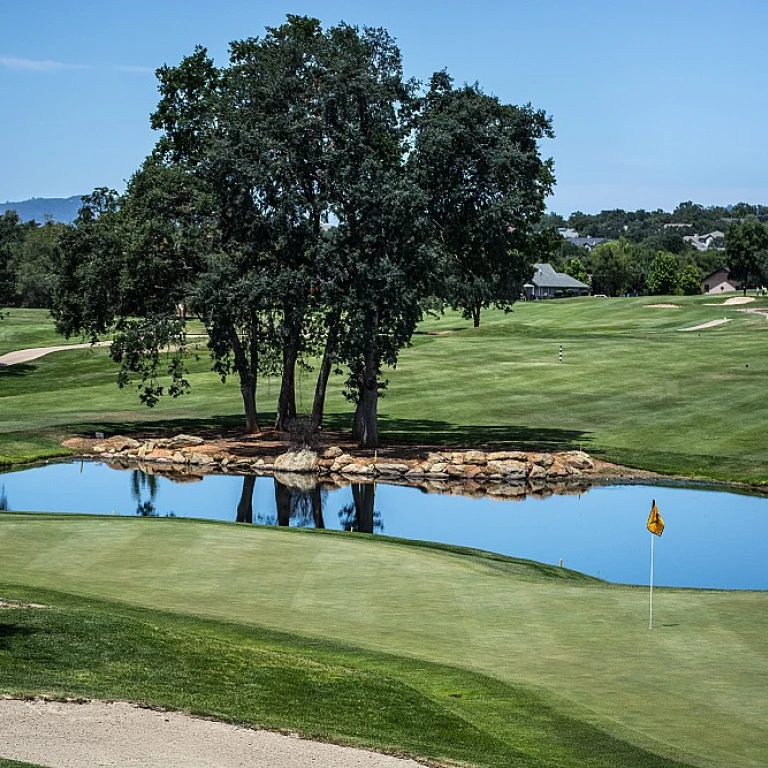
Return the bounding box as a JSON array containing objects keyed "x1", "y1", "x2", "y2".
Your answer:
[{"x1": 1, "y1": 460, "x2": 767, "y2": 591}]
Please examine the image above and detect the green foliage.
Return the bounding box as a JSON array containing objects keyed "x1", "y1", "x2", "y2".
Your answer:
[
  {"x1": 412, "y1": 72, "x2": 553, "y2": 327},
  {"x1": 678, "y1": 263, "x2": 701, "y2": 295},
  {"x1": 646, "y1": 251, "x2": 680, "y2": 295},
  {"x1": 589, "y1": 239, "x2": 638, "y2": 296},
  {"x1": 50, "y1": 15, "x2": 554, "y2": 446},
  {"x1": 726, "y1": 215, "x2": 768, "y2": 290},
  {"x1": 562, "y1": 257, "x2": 589, "y2": 285}
]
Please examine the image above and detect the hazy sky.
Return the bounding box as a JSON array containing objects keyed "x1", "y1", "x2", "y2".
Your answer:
[{"x1": 1, "y1": 0, "x2": 766, "y2": 214}]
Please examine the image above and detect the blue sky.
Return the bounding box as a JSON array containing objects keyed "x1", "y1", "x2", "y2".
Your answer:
[{"x1": 1, "y1": 0, "x2": 766, "y2": 214}]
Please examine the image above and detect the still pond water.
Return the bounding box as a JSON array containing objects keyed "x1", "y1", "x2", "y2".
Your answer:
[{"x1": 1, "y1": 460, "x2": 767, "y2": 591}]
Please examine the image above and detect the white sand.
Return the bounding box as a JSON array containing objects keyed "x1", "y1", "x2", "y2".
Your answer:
[
  {"x1": 678, "y1": 318, "x2": 730, "y2": 332},
  {"x1": 0, "y1": 699, "x2": 425, "y2": 768},
  {"x1": 704, "y1": 296, "x2": 754, "y2": 306},
  {"x1": 644, "y1": 303, "x2": 680, "y2": 308}
]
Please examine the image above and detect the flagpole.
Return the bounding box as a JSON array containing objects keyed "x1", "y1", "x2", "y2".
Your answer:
[{"x1": 649, "y1": 532, "x2": 654, "y2": 630}]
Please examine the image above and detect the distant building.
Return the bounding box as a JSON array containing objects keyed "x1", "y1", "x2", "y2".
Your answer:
[
  {"x1": 556, "y1": 228, "x2": 606, "y2": 251},
  {"x1": 524, "y1": 263, "x2": 590, "y2": 299},
  {"x1": 567, "y1": 236, "x2": 606, "y2": 251},
  {"x1": 684, "y1": 231, "x2": 725, "y2": 252},
  {"x1": 701, "y1": 268, "x2": 739, "y2": 294}
]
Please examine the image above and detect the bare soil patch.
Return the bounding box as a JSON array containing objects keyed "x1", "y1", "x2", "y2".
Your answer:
[{"x1": 0, "y1": 698, "x2": 424, "y2": 768}]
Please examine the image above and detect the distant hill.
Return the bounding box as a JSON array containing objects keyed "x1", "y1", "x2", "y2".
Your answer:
[{"x1": 0, "y1": 195, "x2": 83, "y2": 224}]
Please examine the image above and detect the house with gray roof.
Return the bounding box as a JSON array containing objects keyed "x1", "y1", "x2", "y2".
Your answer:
[{"x1": 524, "y1": 263, "x2": 590, "y2": 300}]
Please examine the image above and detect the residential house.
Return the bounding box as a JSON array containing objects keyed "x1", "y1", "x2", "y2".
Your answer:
[
  {"x1": 524, "y1": 263, "x2": 590, "y2": 299},
  {"x1": 684, "y1": 231, "x2": 725, "y2": 252},
  {"x1": 701, "y1": 268, "x2": 739, "y2": 294}
]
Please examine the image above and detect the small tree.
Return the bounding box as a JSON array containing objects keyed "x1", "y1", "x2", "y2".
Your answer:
[
  {"x1": 590, "y1": 239, "x2": 635, "y2": 296},
  {"x1": 562, "y1": 257, "x2": 589, "y2": 285},
  {"x1": 678, "y1": 263, "x2": 701, "y2": 295},
  {"x1": 726, "y1": 216, "x2": 768, "y2": 295},
  {"x1": 646, "y1": 252, "x2": 680, "y2": 295}
]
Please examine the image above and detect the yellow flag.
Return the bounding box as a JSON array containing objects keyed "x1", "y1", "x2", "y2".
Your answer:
[{"x1": 647, "y1": 500, "x2": 664, "y2": 536}]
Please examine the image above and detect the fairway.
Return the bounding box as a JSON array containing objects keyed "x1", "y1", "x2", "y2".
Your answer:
[
  {"x1": 1, "y1": 516, "x2": 766, "y2": 767},
  {"x1": 3, "y1": 296, "x2": 768, "y2": 484}
]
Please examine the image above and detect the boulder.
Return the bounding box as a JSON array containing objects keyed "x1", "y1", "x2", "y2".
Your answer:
[
  {"x1": 374, "y1": 463, "x2": 411, "y2": 475},
  {"x1": 274, "y1": 449, "x2": 319, "y2": 473},
  {"x1": 172, "y1": 451, "x2": 186, "y2": 464},
  {"x1": 341, "y1": 463, "x2": 375, "y2": 475},
  {"x1": 564, "y1": 451, "x2": 594, "y2": 470},
  {"x1": 527, "y1": 463, "x2": 548, "y2": 480},
  {"x1": 322, "y1": 446, "x2": 343, "y2": 459},
  {"x1": 532, "y1": 453, "x2": 554, "y2": 468},
  {"x1": 486, "y1": 460, "x2": 527, "y2": 479},
  {"x1": 428, "y1": 462, "x2": 449, "y2": 474},
  {"x1": 486, "y1": 451, "x2": 527, "y2": 462},
  {"x1": 165, "y1": 434, "x2": 204, "y2": 449},
  {"x1": 463, "y1": 450, "x2": 487, "y2": 465}
]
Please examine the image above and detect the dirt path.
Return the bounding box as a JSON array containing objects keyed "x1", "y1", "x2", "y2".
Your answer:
[
  {"x1": 0, "y1": 699, "x2": 424, "y2": 768},
  {"x1": 0, "y1": 342, "x2": 111, "y2": 366}
]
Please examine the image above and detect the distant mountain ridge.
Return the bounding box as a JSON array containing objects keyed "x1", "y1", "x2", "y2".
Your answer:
[{"x1": 0, "y1": 195, "x2": 83, "y2": 224}]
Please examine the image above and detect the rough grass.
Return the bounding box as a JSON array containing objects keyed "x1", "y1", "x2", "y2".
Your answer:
[{"x1": 1, "y1": 516, "x2": 766, "y2": 768}]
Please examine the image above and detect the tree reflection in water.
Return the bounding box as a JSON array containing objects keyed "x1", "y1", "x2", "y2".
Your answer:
[
  {"x1": 130, "y1": 469, "x2": 158, "y2": 517},
  {"x1": 270, "y1": 475, "x2": 326, "y2": 528},
  {"x1": 339, "y1": 483, "x2": 382, "y2": 534},
  {"x1": 243, "y1": 475, "x2": 381, "y2": 532},
  {"x1": 236, "y1": 475, "x2": 256, "y2": 523}
]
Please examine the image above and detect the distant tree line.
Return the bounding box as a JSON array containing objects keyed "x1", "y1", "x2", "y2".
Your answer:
[
  {"x1": 538, "y1": 203, "x2": 768, "y2": 297},
  {"x1": 0, "y1": 211, "x2": 67, "y2": 309}
]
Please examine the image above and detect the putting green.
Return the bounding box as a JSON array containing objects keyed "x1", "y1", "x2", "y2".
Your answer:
[{"x1": 1, "y1": 515, "x2": 766, "y2": 767}]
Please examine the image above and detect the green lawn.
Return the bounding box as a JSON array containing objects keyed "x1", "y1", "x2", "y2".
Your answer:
[
  {"x1": 2, "y1": 516, "x2": 766, "y2": 767},
  {"x1": 3, "y1": 296, "x2": 768, "y2": 483}
]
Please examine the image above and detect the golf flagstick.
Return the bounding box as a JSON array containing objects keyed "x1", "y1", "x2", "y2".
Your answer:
[
  {"x1": 649, "y1": 533, "x2": 654, "y2": 629},
  {"x1": 646, "y1": 499, "x2": 664, "y2": 630}
]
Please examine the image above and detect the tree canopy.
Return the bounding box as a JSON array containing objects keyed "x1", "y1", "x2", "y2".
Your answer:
[{"x1": 51, "y1": 15, "x2": 554, "y2": 447}]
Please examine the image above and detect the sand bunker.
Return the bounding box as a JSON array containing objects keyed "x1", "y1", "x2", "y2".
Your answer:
[
  {"x1": 644, "y1": 303, "x2": 680, "y2": 308},
  {"x1": 678, "y1": 319, "x2": 730, "y2": 332},
  {"x1": 0, "y1": 699, "x2": 424, "y2": 768},
  {"x1": 704, "y1": 296, "x2": 754, "y2": 306}
]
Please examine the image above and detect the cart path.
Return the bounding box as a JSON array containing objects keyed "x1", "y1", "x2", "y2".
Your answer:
[
  {"x1": 0, "y1": 341, "x2": 111, "y2": 366},
  {"x1": 0, "y1": 699, "x2": 424, "y2": 768}
]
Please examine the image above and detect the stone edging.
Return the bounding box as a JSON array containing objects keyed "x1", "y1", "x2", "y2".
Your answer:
[{"x1": 74, "y1": 434, "x2": 596, "y2": 488}]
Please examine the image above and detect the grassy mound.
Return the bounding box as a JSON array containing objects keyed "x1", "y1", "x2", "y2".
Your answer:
[{"x1": 1, "y1": 516, "x2": 766, "y2": 767}]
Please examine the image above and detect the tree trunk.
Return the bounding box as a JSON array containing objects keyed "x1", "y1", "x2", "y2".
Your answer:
[
  {"x1": 236, "y1": 475, "x2": 256, "y2": 524},
  {"x1": 352, "y1": 349, "x2": 379, "y2": 448},
  {"x1": 275, "y1": 331, "x2": 299, "y2": 431},
  {"x1": 240, "y1": 380, "x2": 259, "y2": 434},
  {"x1": 472, "y1": 304, "x2": 481, "y2": 328},
  {"x1": 231, "y1": 326, "x2": 260, "y2": 434},
  {"x1": 311, "y1": 310, "x2": 341, "y2": 429}
]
